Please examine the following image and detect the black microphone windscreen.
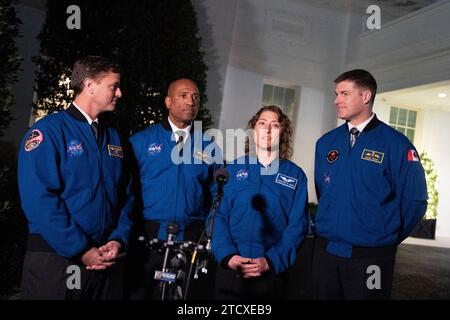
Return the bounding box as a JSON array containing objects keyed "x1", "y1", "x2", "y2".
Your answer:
[
  {"x1": 214, "y1": 168, "x2": 229, "y2": 183},
  {"x1": 167, "y1": 222, "x2": 179, "y2": 235}
]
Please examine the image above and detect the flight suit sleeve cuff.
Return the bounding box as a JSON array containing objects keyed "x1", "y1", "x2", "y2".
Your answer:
[
  {"x1": 265, "y1": 255, "x2": 275, "y2": 274},
  {"x1": 70, "y1": 245, "x2": 92, "y2": 264},
  {"x1": 108, "y1": 238, "x2": 126, "y2": 252},
  {"x1": 220, "y1": 253, "x2": 237, "y2": 269}
]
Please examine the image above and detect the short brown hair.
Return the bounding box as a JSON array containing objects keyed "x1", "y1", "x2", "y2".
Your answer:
[
  {"x1": 71, "y1": 56, "x2": 121, "y2": 96},
  {"x1": 334, "y1": 69, "x2": 377, "y2": 105},
  {"x1": 246, "y1": 105, "x2": 293, "y2": 159}
]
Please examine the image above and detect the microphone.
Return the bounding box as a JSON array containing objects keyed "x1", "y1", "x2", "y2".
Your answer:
[
  {"x1": 206, "y1": 168, "x2": 229, "y2": 250},
  {"x1": 214, "y1": 168, "x2": 229, "y2": 196},
  {"x1": 166, "y1": 222, "x2": 180, "y2": 242}
]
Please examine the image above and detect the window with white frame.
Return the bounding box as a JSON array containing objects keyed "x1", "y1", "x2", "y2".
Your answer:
[
  {"x1": 261, "y1": 83, "x2": 296, "y2": 121},
  {"x1": 389, "y1": 106, "x2": 417, "y2": 143}
]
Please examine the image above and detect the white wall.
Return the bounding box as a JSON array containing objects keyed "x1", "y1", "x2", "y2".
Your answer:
[
  {"x1": 227, "y1": 0, "x2": 347, "y2": 90},
  {"x1": 421, "y1": 110, "x2": 450, "y2": 237},
  {"x1": 345, "y1": 1, "x2": 450, "y2": 93},
  {"x1": 4, "y1": 5, "x2": 45, "y2": 147},
  {"x1": 192, "y1": 0, "x2": 238, "y2": 127},
  {"x1": 372, "y1": 98, "x2": 391, "y2": 125},
  {"x1": 292, "y1": 86, "x2": 336, "y2": 203},
  {"x1": 220, "y1": 66, "x2": 262, "y2": 131}
]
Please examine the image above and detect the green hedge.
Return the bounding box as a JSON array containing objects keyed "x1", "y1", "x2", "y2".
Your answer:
[{"x1": 0, "y1": 140, "x2": 27, "y2": 296}]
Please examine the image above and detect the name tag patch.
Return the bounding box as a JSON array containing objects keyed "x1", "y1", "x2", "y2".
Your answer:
[
  {"x1": 193, "y1": 149, "x2": 213, "y2": 164},
  {"x1": 108, "y1": 145, "x2": 123, "y2": 158},
  {"x1": 361, "y1": 149, "x2": 384, "y2": 164},
  {"x1": 275, "y1": 173, "x2": 298, "y2": 189}
]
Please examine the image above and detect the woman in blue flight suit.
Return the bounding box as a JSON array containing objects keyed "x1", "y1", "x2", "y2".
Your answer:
[{"x1": 212, "y1": 105, "x2": 308, "y2": 300}]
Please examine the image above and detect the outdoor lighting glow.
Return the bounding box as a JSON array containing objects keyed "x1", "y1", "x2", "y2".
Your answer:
[{"x1": 437, "y1": 93, "x2": 447, "y2": 98}]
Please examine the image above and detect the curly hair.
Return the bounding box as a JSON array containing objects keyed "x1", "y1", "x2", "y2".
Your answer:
[{"x1": 246, "y1": 105, "x2": 293, "y2": 159}]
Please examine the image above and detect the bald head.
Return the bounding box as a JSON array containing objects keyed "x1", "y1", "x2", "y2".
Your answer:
[
  {"x1": 167, "y1": 78, "x2": 198, "y2": 97},
  {"x1": 165, "y1": 78, "x2": 200, "y2": 128}
]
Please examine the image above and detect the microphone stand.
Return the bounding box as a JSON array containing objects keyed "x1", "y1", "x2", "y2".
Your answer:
[
  {"x1": 206, "y1": 187, "x2": 224, "y2": 250},
  {"x1": 183, "y1": 186, "x2": 224, "y2": 300},
  {"x1": 160, "y1": 222, "x2": 179, "y2": 300}
]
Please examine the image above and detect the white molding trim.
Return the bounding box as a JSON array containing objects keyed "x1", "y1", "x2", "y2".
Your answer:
[
  {"x1": 264, "y1": 8, "x2": 313, "y2": 46},
  {"x1": 360, "y1": 0, "x2": 450, "y2": 39}
]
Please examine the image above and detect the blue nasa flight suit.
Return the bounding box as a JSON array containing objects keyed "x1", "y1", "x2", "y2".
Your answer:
[
  {"x1": 313, "y1": 115, "x2": 427, "y2": 299},
  {"x1": 18, "y1": 104, "x2": 134, "y2": 257},
  {"x1": 212, "y1": 156, "x2": 308, "y2": 299},
  {"x1": 127, "y1": 118, "x2": 222, "y2": 300},
  {"x1": 18, "y1": 104, "x2": 134, "y2": 299},
  {"x1": 129, "y1": 118, "x2": 222, "y2": 241}
]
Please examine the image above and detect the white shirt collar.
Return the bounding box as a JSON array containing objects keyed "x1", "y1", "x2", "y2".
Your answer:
[
  {"x1": 72, "y1": 102, "x2": 98, "y2": 125},
  {"x1": 347, "y1": 113, "x2": 374, "y2": 133},
  {"x1": 168, "y1": 117, "x2": 191, "y2": 142}
]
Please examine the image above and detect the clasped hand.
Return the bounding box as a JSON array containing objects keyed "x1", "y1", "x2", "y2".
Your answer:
[
  {"x1": 228, "y1": 255, "x2": 269, "y2": 278},
  {"x1": 81, "y1": 240, "x2": 124, "y2": 270}
]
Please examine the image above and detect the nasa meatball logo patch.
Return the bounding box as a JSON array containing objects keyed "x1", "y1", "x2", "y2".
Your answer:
[
  {"x1": 148, "y1": 143, "x2": 163, "y2": 156},
  {"x1": 67, "y1": 139, "x2": 84, "y2": 157},
  {"x1": 326, "y1": 149, "x2": 339, "y2": 163},
  {"x1": 24, "y1": 129, "x2": 44, "y2": 152},
  {"x1": 236, "y1": 169, "x2": 249, "y2": 181}
]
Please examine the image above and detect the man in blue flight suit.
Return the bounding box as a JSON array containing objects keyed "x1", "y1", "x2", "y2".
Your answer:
[
  {"x1": 18, "y1": 56, "x2": 134, "y2": 299},
  {"x1": 313, "y1": 69, "x2": 428, "y2": 299},
  {"x1": 126, "y1": 78, "x2": 222, "y2": 299}
]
